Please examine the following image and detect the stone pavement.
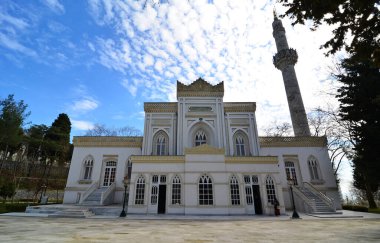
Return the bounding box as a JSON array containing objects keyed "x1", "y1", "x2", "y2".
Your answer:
[{"x1": 0, "y1": 211, "x2": 379, "y2": 242}]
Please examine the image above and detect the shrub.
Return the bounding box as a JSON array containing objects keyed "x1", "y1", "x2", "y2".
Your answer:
[
  {"x1": 342, "y1": 204, "x2": 368, "y2": 212},
  {"x1": 0, "y1": 203, "x2": 38, "y2": 214},
  {"x1": 368, "y1": 208, "x2": 380, "y2": 214}
]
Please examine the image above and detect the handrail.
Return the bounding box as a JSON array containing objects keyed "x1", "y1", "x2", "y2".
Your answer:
[
  {"x1": 79, "y1": 180, "x2": 99, "y2": 204},
  {"x1": 292, "y1": 186, "x2": 316, "y2": 213},
  {"x1": 101, "y1": 182, "x2": 116, "y2": 205},
  {"x1": 303, "y1": 182, "x2": 334, "y2": 208}
]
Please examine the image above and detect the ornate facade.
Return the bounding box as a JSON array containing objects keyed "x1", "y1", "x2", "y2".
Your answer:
[
  {"x1": 63, "y1": 78, "x2": 341, "y2": 215},
  {"x1": 63, "y1": 16, "x2": 341, "y2": 215}
]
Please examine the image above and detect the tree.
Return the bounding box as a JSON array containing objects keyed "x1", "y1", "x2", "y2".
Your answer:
[
  {"x1": 263, "y1": 121, "x2": 293, "y2": 137},
  {"x1": 85, "y1": 124, "x2": 142, "y2": 137},
  {"x1": 44, "y1": 113, "x2": 71, "y2": 165},
  {"x1": 308, "y1": 107, "x2": 355, "y2": 176},
  {"x1": 279, "y1": 0, "x2": 380, "y2": 209},
  {"x1": 278, "y1": 0, "x2": 380, "y2": 66},
  {"x1": 25, "y1": 124, "x2": 48, "y2": 161},
  {"x1": 0, "y1": 176, "x2": 16, "y2": 203},
  {"x1": 0, "y1": 95, "x2": 30, "y2": 175},
  {"x1": 335, "y1": 54, "x2": 380, "y2": 208}
]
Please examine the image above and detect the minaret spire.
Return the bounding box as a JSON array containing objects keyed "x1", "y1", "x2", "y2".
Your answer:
[{"x1": 272, "y1": 14, "x2": 311, "y2": 136}]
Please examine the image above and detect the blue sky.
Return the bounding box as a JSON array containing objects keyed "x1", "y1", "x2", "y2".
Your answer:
[{"x1": 0, "y1": 1, "x2": 352, "y2": 194}]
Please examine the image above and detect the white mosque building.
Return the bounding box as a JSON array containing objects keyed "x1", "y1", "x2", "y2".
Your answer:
[{"x1": 63, "y1": 16, "x2": 341, "y2": 215}]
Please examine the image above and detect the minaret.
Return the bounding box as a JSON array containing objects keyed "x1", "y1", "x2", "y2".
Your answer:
[{"x1": 272, "y1": 11, "x2": 311, "y2": 136}]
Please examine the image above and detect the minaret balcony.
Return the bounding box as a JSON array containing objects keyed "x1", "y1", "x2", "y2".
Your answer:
[{"x1": 273, "y1": 48, "x2": 298, "y2": 70}]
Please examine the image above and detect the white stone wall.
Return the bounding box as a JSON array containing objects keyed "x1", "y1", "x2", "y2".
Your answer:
[
  {"x1": 260, "y1": 146, "x2": 341, "y2": 209},
  {"x1": 63, "y1": 146, "x2": 141, "y2": 204},
  {"x1": 128, "y1": 154, "x2": 284, "y2": 215}
]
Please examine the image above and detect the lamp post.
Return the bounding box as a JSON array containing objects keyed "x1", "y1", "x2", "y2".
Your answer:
[
  {"x1": 287, "y1": 178, "x2": 300, "y2": 219},
  {"x1": 120, "y1": 176, "x2": 129, "y2": 217}
]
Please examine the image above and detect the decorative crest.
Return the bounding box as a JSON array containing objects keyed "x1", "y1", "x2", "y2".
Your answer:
[{"x1": 177, "y1": 78, "x2": 224, "y2": 98}]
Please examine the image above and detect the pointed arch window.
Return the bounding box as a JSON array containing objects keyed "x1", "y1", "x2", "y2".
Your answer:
[
  {"x1": 172, "y1": 175, "x2": 181, "y2": 205},
  {"x1": 199, "y1": 175, "x2": 213, "y2": 205},
  {"x1": 153, "y1": 131, "x2": 169, "y2": 155},
  {"x1": 230, "y1": 175, "x2": 240, "y2": 205},
  {"x1": 195, "y1": 129, "x2": 207, "y2": 146},
  {"x1": 308, "y1": 156, "x2": 322, "y2": 181},
  {"x1": 83, "y1": 157, "x2": 94, "y2": 180},
  {"x1": 135, "y1": 176, "x2": 145, "y2": 205},
  {"x1": 266, "y1": 176, "x2": 276, "y2": 204},
  {"x1": 233, "y1": 131, "x2": 249, "y2": 156}
]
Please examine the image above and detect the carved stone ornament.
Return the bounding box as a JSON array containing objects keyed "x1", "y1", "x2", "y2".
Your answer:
[
  {"x1": 74, "y1": 136, "x2": 143, "y2": 147},
  {"x1": 273, "y1": 48, "x2": 298, "y2": 70},
  {"x1": 177, "y1": 78, "x2": 224, "y2": 97},
  {"x1": 224, "y1": 102, "x2": 256, "y2": 112},
  {"x1": 185, "y1": 144, "x2": 225, "y2": 155},
  {"x1": 259, "y1": 136, "x2": 327, "y2": 147},
  {"x1": 144, "y1": 102, "x2": 178, "y2": 112}
]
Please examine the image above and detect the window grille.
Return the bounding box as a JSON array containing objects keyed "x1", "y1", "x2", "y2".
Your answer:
[
  {"x1": 199, "y1": 175, "x2": 213, "y2": 205},
  {"x1": 172, "y1": 175, "x2": 181, "y2": 205},
  {"x1": 135, "y1": 176, "x2": 145, "y2": 205},
  {"x1": 195, "y1": 130, "x2": 207, "y2": 146},
  {"x1": 230, "y1": 176, "x2": 240, "y2": 205},
  {"x1": 266, "y1": 176, "x2": 276, "y2": 204}
]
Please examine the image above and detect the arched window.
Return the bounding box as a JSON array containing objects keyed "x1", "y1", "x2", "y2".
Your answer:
[
  {"x1": 172, "y1": 175, "x2": 181, "y2": 205},
  {"x1": 195, "y1": 129, "x2": 207, "y2": 146},
  {"x1": 308, "y1": 156, "x2": 321, "y2": 180},
  {"x1": 284, "y1": 161, "x2": 298, "y2": 185},
  {"x1": 135, "y1": 176, "x2": 145, "y2": 205},
  {"x1": 153, "y1": 131, "x2": 169, "y2": 155},
  {"x1": 199, "y1": 175, "x2": 213, "y2": 205},
  {"x1": 83, "y1": 156, "x2": 94, "y2": 180},
  {"x1": 266, "y1": 176, "x2": 276, "y2": 204},
  {"x1": 233, "y1": 131, "x2": 249, "y2": 156},
  {"x1": 230, "y1": 175, "x2": 240, "y2": 205}
]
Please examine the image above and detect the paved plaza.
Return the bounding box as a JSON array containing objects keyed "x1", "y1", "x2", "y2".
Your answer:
[{"x1": 0, "y1": 212, "x2": 379, "y2": 242}]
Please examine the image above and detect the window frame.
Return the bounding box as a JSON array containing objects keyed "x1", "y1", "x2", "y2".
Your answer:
[
  {"x1": 230, "y1": 175, "x2": 241, "y2": 206},
  {"x1": 198, "y1": 174, "x2": 213, "y2": 206},
  {"x1": 265, "y1": 176, "x2": 276, "y2": 205},
  {"x1": 135, "y1": 175, "x2": 146, "y2": 205},
  {"x1": 152, "y1": 130, "x2": 169, "y2": 155},
  {"x1": 171, "y1": 175, "x2": 181, "y2": 205}
]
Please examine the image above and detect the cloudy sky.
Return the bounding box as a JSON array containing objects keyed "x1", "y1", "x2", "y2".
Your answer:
[{"x1": 0, "y1": 0, "x2": 351, "y2": 195}]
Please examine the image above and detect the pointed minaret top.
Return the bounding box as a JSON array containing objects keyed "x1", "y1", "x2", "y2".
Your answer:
[{"x1": 273, "y1": 7, "x2": 278, "y2": 20}]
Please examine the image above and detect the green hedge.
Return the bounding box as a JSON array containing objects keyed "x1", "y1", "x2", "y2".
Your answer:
[
  {"x1": 368, "y1": 208, "x2": 380, "y2": 214},
  {"x1": 0, "y1": 203, "x2": 38, "y2": 214},
  {"x1": 342, "y1": 204, "x2": 368, "y2": 212}
]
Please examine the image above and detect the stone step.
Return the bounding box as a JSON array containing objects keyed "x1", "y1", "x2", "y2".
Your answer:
[{"x1": 48, "y1": 209, "x2": 94, "y2": 218}]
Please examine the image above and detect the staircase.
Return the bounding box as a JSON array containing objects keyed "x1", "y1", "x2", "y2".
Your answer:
[
  {"x1": 48, "y1": 208, "x2": 95, "y2": 218},
  {"x1": 297, "y1": 187, "x2": 336, "y2": 213},
  {"x1": 81, "y1": 188, "x2": 107, "y2": 205}
]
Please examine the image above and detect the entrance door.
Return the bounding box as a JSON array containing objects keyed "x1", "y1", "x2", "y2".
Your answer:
[
  {"x1": 252, "y1": 185, "x2": 263, "y2": 214},
  {"x1": 158, "y1": 185, "x2": 166, "y2": 214},
  {"x1": 285, "y1": 161, "x2": 299, "y2": 185},
  {"x1": 103, "y1": 161, "x2": 117, "y2": 187},
  {"x1": 245, "y1": 185, "x2": 255, "y2": 214}
]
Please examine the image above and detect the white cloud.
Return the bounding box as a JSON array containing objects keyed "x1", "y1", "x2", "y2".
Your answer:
[
  {"x1": 0, "y1": 12, "x2": 28, "y2": 29},
  {"x1": 88, "y1": 0, "x2": 343, "y2": 122},
  {"x1": 121, "y1": 79, "x2": 138, "y2": 97},
  {"x1": 72, "y1": 98, "x2": 99, "y2": 112},
  {"x1": 42, "y1": 0, "x2": 65, "y2": 14},
  {"x1": 0, "y1": 33, "x2": 37, "y2": 57},
  {"x1": 71, "y1": 119, "x2": 94, "y2": 130}
]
